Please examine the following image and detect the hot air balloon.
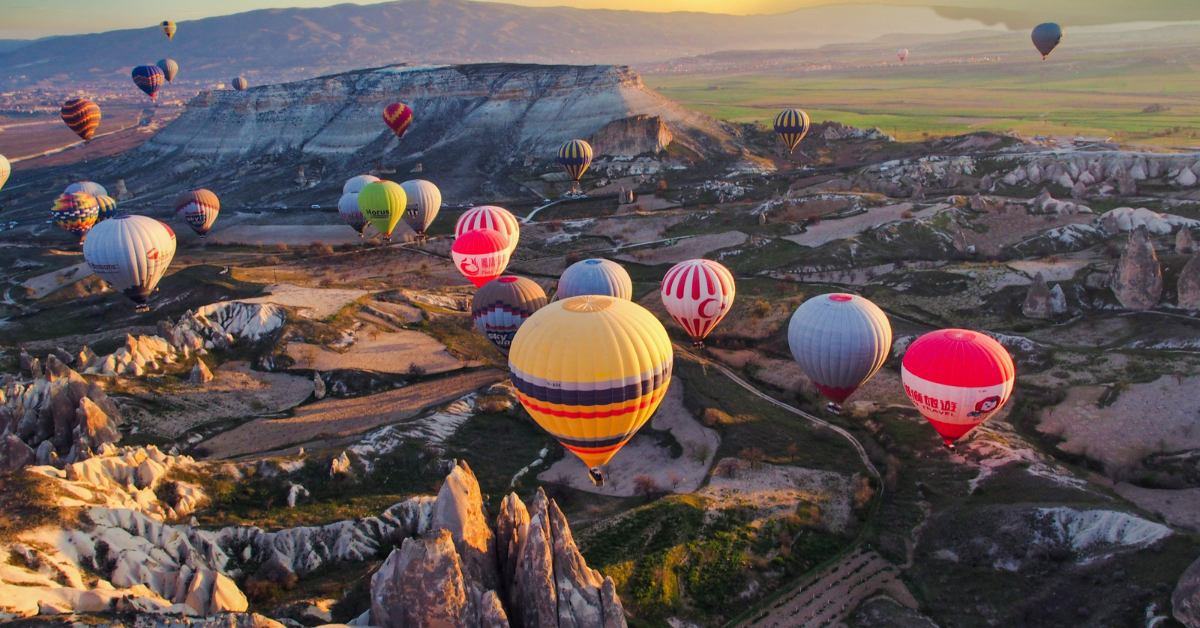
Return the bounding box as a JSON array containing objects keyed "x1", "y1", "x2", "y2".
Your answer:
[
  {"x1": 661, "y1": 259, "x2": 736, "y2": 347},
  {"x1": 897, "y1": 48, "x2": 909, "y2": 62},
  {"x1": 400, "y1": 179, "x2": 441, "y2": 237},
  {"x1": 901, "y1": 329, "x2": 1015, "y2": 448},
  {"x1": 61, "y1": 98, "x2": 101, "y2": 141},
  {"x1": 774, "y1": 109, "x2": 810, "y2": 152},
  {"x1": 51, "y1": 192, "x2": 99, "y2": 243},
  {"x1": 174, "y1": 189, "x2": 220, "y2": 237},
  {"x1": 556, "y1": 139, "x2": 593, "y2": 183},
  {"x1": 338, "y1": 194, "x2": 368, "y2": 237},
  {"x1": 455, "y1": 205, "x2": 519, "y2": 255},
  {"x1": 509, "y1": 295, "x2": 673, "y2": 485},
  {"x1": 472, "y1": 276, "x2": 548, "y2": 355},
  {"x1": 160, "y1": 21, "x2": 176, "y2": 40},
  {"x1": 84, "y1": 215, "x2": 176, "y2": 311},
  {"x1": 94, "y1": 195, "x2": 120, "y2": 222},
  {"x1": 65, "y1": 181, "x2": 107, "y2": 197},
  {"x1": 358, "y1": 181, "x2": 406, "y2": 239},
  {"x1": 556, "y1": 258, "x2": 632, "y2": 301},
  {"x1": 231, "y1": 77, "x2": 248, "y2": 91},
  {"x1": 383, "y1": 102, "x2": 413, "y2": 141},
  {"x1": 157, "y1": 58, "x2": 179, "y2": 82},
  {"x1": 787, "y1": 293, "x2": 891, "y2": 413},
  {"x1": 1032, "y1": 23, "x2": 1063, "y2": 59},
  {"x1": 0, "y1": 154, "x2": 10, "y2": 193},
  {"x1": 343, "y1": 174, "x2": 380, "y2": 196},
  {"x1": 453, "y1": 229, "x2": 511, "y2": 288},
  {"x1": 132, "y1": 65, "x2": 165, "y2": 100}
]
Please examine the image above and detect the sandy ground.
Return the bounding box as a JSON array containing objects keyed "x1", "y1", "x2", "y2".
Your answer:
[
  {"x1": 286, "y1": 330, "x2": 468, "y2": 374},
  {"x1": 22, "y1": 262, "x2": 92, "y2": 299},
  {"x1": 699, "y1": 460, "x2": 856, "y2": 530},
  {"x1": 1114, "y1": 483, "x2": 1200, "y2": 533},
  {"x1": 783, "y1": 203, "x2": 935, "y2": 247},
  {"x1": 708, "y1": 350, "x2": 809, "y2": 395},
  {"x1": 538, "y1": 378, "x2": 720, "y2": 496},
  {"x1": 613, "y1": 231, "x2": 747, "y2": 265},
  {"x1": 1039, "y1": 376, "x2": 1200, "y2": 466},
  {"x1": 239, "y1": 283, "x2": 368, "y2": 319},
  {"x1": 1008, "y1": 254, "x2": 1095, "y2": 282},
  {"x1": 202, "y1": 369, "x2": 504, "y2": 458},
  {"x1": 738, "y1": 549, "x2": 916, "y2": 628},
  {"x1": 582, "y1": 213, "x2": 684, "y2": 243},
  {"x1": 957, "y1": 208, "x2": 1095, "y2": 256},
  {"x1": 121, "y1": 361, "x2": 314, "y2": 438}
]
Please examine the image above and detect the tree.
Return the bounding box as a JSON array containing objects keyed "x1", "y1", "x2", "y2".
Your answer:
[
  {"x1": 633, "y1": 475, "x2": 660, "y2": 500},
  {"x1": 739, "y1": 447, "x2": 766, "y2": 469},
  {"x1": 667, "y1": 471, "x2": 682, "y2": 491},
  {"x1": 786, "y1": 443, "x2": 799, "y2": 463},
  {"x1": 714, "y1": 458, "x2": 741, "y2": 478}
]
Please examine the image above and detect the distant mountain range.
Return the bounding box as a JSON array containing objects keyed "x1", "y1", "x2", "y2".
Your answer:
[{"x1": 0, "y1": 0, "x2": 998, "y2": 88}]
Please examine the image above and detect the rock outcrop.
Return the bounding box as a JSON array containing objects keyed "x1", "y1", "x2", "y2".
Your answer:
[
  {"x1": 370, "y1": 461, "x2": 626, "y2": 628},
  {"x1": 589, "y1": 115, "x2": 673, "y2": 158},
  {"x1": 1179, "y1": 228, "x2": 1197, "y2": 254},
  {"x1": 1110, "y1": 225, "x2": 1163, "y2": 310},
  {"x1": 1179, "y1": 253, "x2": 1200, "y2": 310},
  {"x1": 1175, "y1": 555, "x2": 1200, "y2": 628},
  {"x1": 0, "y1": 362, "x2": 123, "y2": 471},
  {"x1": 1022, "y1": 273, "x2": 1067, "y2": 319},
  {"x1": 1028, "y1": 188, "x2": 1090, "y2": 215},
  {"x1": 1100, "y1": 207, "x2": 1200, "y2": 235},
  {"x1": 192, "y1": 360, "x2": 215, "y2": 384}
]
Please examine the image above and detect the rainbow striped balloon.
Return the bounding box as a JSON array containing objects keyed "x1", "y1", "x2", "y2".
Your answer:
[{"x1": 51, "y1": 192, "x2": 100, "y2": 242}]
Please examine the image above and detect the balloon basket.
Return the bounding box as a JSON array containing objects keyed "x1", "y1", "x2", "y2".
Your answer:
[
  {"x1": 825, "y1": 402, "x2": 843, "y2": 415},
  {"x1": 588, "y1": 467, "x2": 605, "y2": 486},
  {"x1": 691, "y1": 341, "x2": 705, "y2": 349},
  {"x1": 134, "y1": 305, "x2": 150, "y2": 313}
]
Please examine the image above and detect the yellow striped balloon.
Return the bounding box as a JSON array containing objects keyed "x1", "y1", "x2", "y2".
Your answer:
[
  {"x1": 556, "y1": 139, "x2": 593, "y2": 182},
  {"x1": 508, "y1": 295, "x2": 673, "y2": 485},
  {"x1": 773, "y1": 108, "x2": 811, "y2": 152}
]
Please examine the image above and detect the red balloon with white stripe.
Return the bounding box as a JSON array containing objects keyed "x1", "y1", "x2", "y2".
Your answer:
[
  {"x1": 661, "y1": 259, "x2": 736, "y2": 347},
  {"x1": 452, "y1": 229, "x2": 511, "y2": 288},
  {"x1": 455, "y1": 205, "x2": 519, "y2": 255},
  {"x1": 901, "y1": 329, "x2": 1015, "y2": 448}
]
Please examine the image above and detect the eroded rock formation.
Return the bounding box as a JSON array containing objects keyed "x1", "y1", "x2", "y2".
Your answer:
[
  {"x1": 589, "y1": 115, "x2": 672, "y2": 158},
  {"x1": 1175, "y1": 554, "x2": 1200, "y2": 628},
  {"x1": 1022, "y1": 273, "x2": 1067, "y2": 319},
  {"x1": 1179, "y1": 253, "x2": 1200, "y2": 310},
  {"x1": 1110, "y1": 225, "x2": 1163, "y2": 310}
]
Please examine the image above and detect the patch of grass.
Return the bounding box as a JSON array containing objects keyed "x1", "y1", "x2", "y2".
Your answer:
[
  {"x1": 0, "y1": 472, "x2": 78, "y2": 543},
  {"x1": 442, "y1": 411, "x2": 560, "y2": 510}
]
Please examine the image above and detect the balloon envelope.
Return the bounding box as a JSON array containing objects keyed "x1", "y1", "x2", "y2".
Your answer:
[
  {"x1": 338, "y1": 193, "x2": 368, "y2": 235},
  {"x1": 174, "y1": 189, "x2": 220, "y2": 237},
  {"x1": 1032, "y1": 23, "x2": 1063, "y2": 58},
  {"x1": 787, "y1": 293, "x2": 891, "y2": 404},
  {"x1": 84, "y1": 215, "x2": 176, "y2": 306},
  {"x1": 453, "y1": 229, "x2": 511, "y2": 287},
  {"x1": 509, "y1": 295, "x2": 673, "y2": 480},
  {"x1": 661, "y1": 259, "x2": 736, "y2": 345},
  {"x1": 157, "y1": 58, "x2": 179, "y2": 82},
  {"x1": 901, "y1": 329, "x2": 1015, "y2": 446},
  {"x1": 132, "y1": 66, "x2": 165, "y2": 99},
  {"x1": 0, "y1": 154, "x2": 9, "y2": 192},
  {"x1": 400, "y1": 179, "x2": 441, "y2": 235},
  {"x1": 557, "y1": 258, "x2": 632, "y2": 301},
  {"x1": 557, "y1": 139, "x2": 593, "y2": 182},
  {"x1": 456, "y1": 205, "x2": 519, "y2": 255},
  {"x1": 357, "y1": 181, "x2": 406, "y2": 238},
  {"x1": 93, "y1": 195, "x2": 120, "y2": 222},
  {"x1": 343, "y1": 174, "x2": 380, "y2": 196},
  {"x1": 65, "y1": 181, "x2": 107, "y2": 197},
  {"x1": 897, "y1": 48, "x2": 909, "y2": 61},
  {"x1": 774, "y1": 108, "x2": 810, "y2": 152},
  {"x1": 231, "y1": 77, "x2": 248, "y2": 91},
  {"x1": 61, "y1": 99, "x2": 101, "y2": 141},
  {"x1": 383, "y1": 102, "x2": 413, "y2": 140},
  {"x1": 51, "y1": 192, "x2": 99, "y2": 242},
  {"x1": 161, "y1": 21, "x2": 176, "y2": 39},
  {"x1": 472, "y1": 276, "x2": 548, "y2": 355}
]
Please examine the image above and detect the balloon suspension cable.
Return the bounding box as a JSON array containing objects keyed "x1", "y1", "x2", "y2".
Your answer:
[{"x1": 588, "y1": 467, "x2": 605, "y2": 487}]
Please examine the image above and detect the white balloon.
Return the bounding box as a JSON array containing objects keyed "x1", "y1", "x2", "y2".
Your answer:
[
  {"x1": 342, "y1": 174, "x2": 380, "y2": 196},
  {"x1": 83, "y1": 215, "x2": 176, "y2": 308},
  {"x1": 65, "y1": 181, "x2": 108, "y2": 197}
]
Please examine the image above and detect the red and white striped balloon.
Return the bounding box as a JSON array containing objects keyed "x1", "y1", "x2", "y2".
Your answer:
[
  {"x1": 661, "y1": 259, "x2": 736, "y2": 346},
  {"x1": 452, "y1": 229, "x2": 511, "y2": 288},
  {"x1": 901, "y1": 329, "x2": 1015, "y2": 447},
  {"x1": 455, "y1": 205, "x2": 519, "y2": 254}
]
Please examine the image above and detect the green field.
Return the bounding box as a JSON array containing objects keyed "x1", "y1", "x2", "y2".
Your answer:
[{"x1": 647, "y1": 41, "x2": 1200, "y2": 146}]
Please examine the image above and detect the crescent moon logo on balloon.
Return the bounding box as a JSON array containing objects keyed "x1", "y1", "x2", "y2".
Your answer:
[
  {"x1": 698, "y1": 298, "x2": 718, "y2": 318},
  {"x1": 462, "y1": 258, "x2": 480, "y2": 275}
]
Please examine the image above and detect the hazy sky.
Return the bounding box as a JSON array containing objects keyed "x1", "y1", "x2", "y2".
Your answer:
[{"x1": 5, "y1": 0, "x2": 910, "y2": 38}]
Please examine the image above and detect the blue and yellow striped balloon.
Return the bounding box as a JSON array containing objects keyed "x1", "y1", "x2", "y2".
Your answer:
[
  {"x1": 773, "y1": 108, "x2": 810, "y2": 152},
  {"x1": 509, "y1": 295, "x2": 673, "y2": 485},
  {"x1": 556, "y1": 139, "x2": 593, "y2": 182}
]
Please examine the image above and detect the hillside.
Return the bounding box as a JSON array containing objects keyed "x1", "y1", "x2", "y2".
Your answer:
[{"x1": 0, "y1": 0, "x2": 997, "y2": 88}]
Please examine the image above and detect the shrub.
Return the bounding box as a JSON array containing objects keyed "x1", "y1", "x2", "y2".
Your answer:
[
  {"x1": 565, "y1": 252, "x2": 581, "y2": 265},
  {"x1": 275, "y1": 242, "x2": 289, "y2": 253},
  {"x1": 701, "y1": 408, "x2": 734, "y2": 427},
  {"x1": 900, "y1": 210, "x2": 915, "y2": 219},
  {"x1": 750, "y1": 300, "x2": 772, "y2": 318},
  {"x1": 309, "y1": 242, "x2": 335, "y2": 257},
  {"x1": 262, "y1": 256, "x2": 282, "y2": 266},
  {"x1": 633, "y1": 475, "x2": 661, "y2": 500},
  {"x1": 406, "y1": 363, "x2": 427, "y2": 378}
]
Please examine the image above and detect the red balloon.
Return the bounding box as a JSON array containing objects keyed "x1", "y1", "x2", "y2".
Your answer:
[
  {"x1": 900, "y1": 329, "x2": 1015, "y2": 447},
  {"x1": 452, "y1": 229, "x2": 511, "y2": 288},
  {"x1": 383, "y1": 102, "x2": 413, "y2": 141}
]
